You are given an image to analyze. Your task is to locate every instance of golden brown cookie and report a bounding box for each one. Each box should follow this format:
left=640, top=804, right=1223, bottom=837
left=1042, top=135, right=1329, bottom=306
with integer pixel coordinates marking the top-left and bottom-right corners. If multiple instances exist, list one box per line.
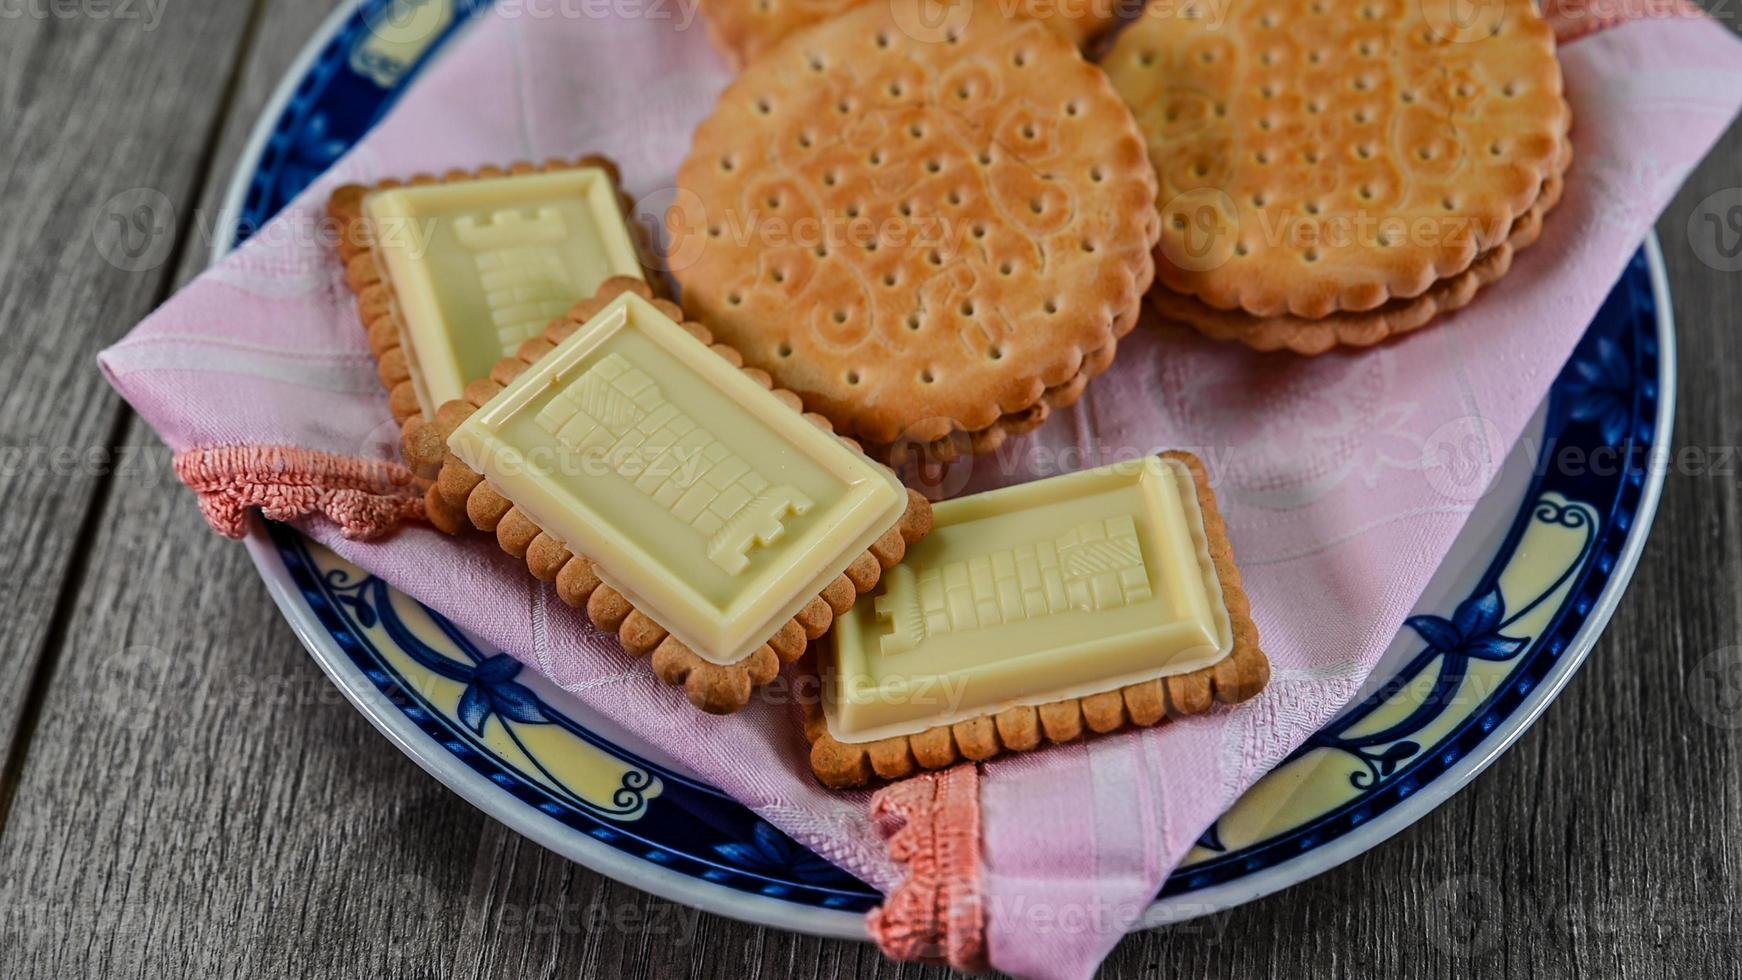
left=801, top=451, right=1268, bottom=789
left=1104, top=0, right=1571, bottom=329
left=1149, top=146, right=1568, bottom=353
left=327, top=157, right=654, bottom=427
left=699, top=0, right=1126, bottom=69
left=671, top=0, right=1159, bottom=455
left=877, top=333, right=1120, bottom=465
left=410, top=277, right=936, bottom=714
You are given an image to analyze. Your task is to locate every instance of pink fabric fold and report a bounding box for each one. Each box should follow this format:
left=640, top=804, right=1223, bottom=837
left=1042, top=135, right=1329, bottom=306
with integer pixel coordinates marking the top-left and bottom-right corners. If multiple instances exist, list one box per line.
left=98, top=7, right=1742, bottom=978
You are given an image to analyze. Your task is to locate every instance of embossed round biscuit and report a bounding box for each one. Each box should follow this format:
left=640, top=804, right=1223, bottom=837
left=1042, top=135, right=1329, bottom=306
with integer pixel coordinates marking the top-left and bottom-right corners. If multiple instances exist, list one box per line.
left=1105, top=0, right=1570, bottom=319
left=672, top=0, right=1159, bottom=448
left=699, top=0, right=1125, bottom=68
left=1150, top=145, right=1568, bottom=353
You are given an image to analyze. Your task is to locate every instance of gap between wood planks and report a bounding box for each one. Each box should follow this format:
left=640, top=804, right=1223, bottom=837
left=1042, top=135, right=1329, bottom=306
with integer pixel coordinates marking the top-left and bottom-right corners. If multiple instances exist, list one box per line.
left=0, top=0, right=274, bottom=839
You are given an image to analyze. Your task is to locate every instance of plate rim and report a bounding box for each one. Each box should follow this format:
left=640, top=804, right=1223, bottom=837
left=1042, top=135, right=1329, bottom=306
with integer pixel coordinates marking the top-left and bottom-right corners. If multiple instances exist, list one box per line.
left=218, top=0, right=1676, bottom=942
left=222, top=0, right=865, bottom=936
left=1140, top=233, right=1676, bottom=927
left=210, top=0, right=360, bottom=262
left=239, top=524, right=870, bottom=940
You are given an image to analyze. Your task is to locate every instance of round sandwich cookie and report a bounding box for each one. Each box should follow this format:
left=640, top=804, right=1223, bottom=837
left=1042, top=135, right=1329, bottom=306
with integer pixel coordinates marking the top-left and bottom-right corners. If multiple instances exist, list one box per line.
left=671, top=0, right=1160, bottom=461
left=1105, top=0, right=1572, bottom=353
left=699, top=0, right=1126, bottom=69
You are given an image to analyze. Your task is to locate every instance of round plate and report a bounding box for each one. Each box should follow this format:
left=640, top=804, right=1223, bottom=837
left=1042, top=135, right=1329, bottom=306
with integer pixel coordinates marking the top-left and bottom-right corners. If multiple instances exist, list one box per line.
left=220, top=0, right=1674, bottom=940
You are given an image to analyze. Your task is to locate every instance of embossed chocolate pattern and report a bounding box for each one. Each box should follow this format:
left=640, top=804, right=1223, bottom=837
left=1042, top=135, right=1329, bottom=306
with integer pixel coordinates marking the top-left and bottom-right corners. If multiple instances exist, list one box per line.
left=535, top=353, right=814, bottom=575
left=875, top=516, right=1151, bottom=654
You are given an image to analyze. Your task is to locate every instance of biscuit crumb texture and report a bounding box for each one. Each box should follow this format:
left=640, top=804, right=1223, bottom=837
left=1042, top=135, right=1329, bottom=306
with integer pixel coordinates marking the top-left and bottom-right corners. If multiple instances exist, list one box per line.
left=674, top=0, right=1160, bottom=450
left=1149, top=151, right=1568, bottom=353
left=1106, top=0, right=1570, bottom=321
left=699, top=0, right=1122, bottom=68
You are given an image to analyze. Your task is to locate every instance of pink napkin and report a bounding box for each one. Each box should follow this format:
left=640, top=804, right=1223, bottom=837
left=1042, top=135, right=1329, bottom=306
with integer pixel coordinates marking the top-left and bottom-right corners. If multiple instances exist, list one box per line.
left=99, top=6, right=1741, bottom=978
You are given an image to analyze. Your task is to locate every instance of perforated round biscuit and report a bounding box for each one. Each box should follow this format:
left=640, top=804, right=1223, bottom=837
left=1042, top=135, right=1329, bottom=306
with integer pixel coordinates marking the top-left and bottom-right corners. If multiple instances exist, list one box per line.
left=1105, top=0, right=1570, bottom=320
left=1151, top=143, right=1568, bottom=352
left=673, top=0, right=1160, bottom=448
left=699, top=0, right=1123, bottom=68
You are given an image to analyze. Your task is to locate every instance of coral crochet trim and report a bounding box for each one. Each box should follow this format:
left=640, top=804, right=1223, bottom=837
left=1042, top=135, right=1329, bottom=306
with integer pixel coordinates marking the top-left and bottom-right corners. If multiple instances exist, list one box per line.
left=866, top=765, right=987, bottom=972
left=174, top=445, right=425, bottom=540
left=1546, top=0, right=1706, bottom=41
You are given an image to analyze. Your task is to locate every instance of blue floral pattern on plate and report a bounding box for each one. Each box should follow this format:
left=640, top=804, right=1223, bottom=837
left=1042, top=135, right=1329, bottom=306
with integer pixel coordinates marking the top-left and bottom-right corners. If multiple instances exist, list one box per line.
left=232, top=0, right=1671, bottom=930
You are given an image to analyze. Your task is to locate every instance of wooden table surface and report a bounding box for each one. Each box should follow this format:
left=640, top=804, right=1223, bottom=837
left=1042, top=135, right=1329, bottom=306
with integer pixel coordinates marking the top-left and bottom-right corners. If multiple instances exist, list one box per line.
left=2, top=2, right=1739, bottom=977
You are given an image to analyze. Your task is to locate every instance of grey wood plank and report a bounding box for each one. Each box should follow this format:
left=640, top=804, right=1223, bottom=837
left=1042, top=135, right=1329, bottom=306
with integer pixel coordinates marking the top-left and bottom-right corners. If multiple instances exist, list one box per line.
left=0, top=466, right=495, bottom=979
left=4, top=4, right=1742, bottom=980
left=0, top=2, right=501, bottom=979
left=0, top=0, right=266, bottom=785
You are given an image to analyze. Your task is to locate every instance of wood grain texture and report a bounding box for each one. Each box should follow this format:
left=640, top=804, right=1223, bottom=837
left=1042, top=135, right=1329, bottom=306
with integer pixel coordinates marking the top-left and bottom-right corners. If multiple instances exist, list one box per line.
left=0, top=2, right=1740, bottom=978
left=0, top=0, right=265, bottom=792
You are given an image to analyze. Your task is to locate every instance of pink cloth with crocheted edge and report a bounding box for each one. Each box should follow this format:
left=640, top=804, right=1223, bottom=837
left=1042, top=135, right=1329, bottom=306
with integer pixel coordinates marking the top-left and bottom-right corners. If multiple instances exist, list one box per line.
left=98, top=7, right=1740, bottom=978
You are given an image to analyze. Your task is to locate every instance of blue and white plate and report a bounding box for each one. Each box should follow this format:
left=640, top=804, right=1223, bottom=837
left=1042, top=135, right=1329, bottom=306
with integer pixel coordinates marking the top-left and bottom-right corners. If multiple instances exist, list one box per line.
left=218, top=0, right=1673, bottom=939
